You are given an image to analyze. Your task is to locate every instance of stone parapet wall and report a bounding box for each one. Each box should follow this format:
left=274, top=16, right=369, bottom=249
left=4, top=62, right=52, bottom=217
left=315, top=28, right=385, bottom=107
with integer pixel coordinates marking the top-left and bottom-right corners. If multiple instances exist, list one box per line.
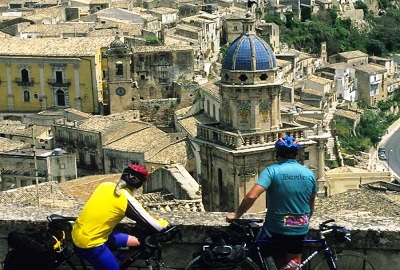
left=0, top=208, right=399, bottom=269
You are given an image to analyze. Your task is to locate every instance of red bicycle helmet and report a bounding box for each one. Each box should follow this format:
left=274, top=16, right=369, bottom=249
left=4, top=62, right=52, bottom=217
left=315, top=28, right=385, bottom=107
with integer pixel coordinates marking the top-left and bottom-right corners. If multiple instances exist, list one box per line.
left=120, top=164, right=149, bottom=189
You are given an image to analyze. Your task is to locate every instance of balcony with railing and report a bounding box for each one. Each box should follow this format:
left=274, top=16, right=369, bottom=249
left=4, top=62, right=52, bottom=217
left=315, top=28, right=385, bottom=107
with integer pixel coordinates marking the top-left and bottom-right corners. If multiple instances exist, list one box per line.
left=196, top=124, right=308, bottom=149
left=159, top=78, right=170, bottom=84
left=47, top=79, right=71, bottom=87
left=14, top=78, right=34, bottom=86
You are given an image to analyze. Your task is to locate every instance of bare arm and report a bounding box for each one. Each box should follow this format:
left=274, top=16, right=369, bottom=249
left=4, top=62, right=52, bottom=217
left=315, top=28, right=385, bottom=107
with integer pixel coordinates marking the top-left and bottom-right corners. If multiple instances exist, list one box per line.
left=226, top=184, right=266, bottom=221
left=309, top=192, right=316, bottom=219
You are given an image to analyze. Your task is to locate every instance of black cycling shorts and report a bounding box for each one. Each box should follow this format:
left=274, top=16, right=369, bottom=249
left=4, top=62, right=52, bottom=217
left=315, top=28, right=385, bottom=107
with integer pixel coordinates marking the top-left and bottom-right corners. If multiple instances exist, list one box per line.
left=260, top=231, right=306, bottom=255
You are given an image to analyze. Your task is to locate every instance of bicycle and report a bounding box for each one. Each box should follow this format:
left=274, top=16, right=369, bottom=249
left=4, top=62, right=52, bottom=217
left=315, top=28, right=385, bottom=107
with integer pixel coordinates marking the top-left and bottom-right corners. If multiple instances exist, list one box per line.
left=184, top=218, right=377, bottom=270
left=46, top=214, right=182, bottom=270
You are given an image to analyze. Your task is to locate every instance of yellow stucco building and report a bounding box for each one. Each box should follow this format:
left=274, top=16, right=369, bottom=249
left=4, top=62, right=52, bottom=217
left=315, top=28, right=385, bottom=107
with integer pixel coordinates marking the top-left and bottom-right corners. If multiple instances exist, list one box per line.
left=0, top=37, right=114, bottom=114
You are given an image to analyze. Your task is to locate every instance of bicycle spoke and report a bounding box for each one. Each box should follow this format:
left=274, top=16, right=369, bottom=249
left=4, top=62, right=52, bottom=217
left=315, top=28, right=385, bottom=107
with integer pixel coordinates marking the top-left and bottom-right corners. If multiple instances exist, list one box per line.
left=315, top=251, right=377, bottom=270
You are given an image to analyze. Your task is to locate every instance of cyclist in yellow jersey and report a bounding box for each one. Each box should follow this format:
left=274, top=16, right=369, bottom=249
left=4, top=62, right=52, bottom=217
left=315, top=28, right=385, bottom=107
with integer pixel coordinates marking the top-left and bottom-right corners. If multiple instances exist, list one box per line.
left=72, top=165, right=168, bottom=270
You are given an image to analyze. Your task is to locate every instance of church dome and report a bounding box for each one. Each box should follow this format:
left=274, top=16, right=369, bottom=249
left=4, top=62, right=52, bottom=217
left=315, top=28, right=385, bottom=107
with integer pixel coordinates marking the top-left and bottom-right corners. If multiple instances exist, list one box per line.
left=222, top=34, right=277, bottom=71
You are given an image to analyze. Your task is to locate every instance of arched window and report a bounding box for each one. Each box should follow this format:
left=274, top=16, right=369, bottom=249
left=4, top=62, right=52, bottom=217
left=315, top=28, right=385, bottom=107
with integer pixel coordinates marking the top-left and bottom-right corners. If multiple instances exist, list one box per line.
left=23, top=89, right=30, bottom=102
left=218, top=168, right=223, bottom=208
left=212, top=104, right=216, bottom=118
left=21, top=69, right=29, bottom=82
left=116, top=61, right=123, bottom=75
left=56, top=89, right=65, bottom=106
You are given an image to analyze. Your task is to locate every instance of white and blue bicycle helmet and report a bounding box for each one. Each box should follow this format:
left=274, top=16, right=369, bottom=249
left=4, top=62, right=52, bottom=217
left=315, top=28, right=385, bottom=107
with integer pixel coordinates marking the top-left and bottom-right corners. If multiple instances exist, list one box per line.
left=275, top=135, right=300, bottom=158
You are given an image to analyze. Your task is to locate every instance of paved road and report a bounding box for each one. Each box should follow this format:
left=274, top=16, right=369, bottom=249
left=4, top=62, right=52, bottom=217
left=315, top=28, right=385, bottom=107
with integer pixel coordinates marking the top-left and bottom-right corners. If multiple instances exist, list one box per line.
left=382, top=126, right=400, bottom=180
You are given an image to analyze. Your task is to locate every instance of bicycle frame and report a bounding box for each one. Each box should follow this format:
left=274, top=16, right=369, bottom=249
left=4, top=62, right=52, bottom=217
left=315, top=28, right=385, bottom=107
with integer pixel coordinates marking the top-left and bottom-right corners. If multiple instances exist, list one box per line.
left=247, top=229, right=338, bottom=270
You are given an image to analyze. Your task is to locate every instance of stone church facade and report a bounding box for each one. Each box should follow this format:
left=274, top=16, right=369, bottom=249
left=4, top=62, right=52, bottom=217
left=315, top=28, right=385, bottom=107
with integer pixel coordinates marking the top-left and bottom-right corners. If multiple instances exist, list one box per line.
left=194, top=14, right=323, bottom=213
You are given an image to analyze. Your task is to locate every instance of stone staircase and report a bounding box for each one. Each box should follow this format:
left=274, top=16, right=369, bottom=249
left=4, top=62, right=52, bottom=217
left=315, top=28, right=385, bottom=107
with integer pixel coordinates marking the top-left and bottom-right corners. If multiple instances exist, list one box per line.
left=324, top=102, right=338, bottom=161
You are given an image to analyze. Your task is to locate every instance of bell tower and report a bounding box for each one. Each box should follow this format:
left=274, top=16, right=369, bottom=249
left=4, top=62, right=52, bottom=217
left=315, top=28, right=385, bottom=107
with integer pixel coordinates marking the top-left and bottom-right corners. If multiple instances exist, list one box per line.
left=106, top=34, right=139, bottom=114
left=196, top=13, right=317, bottom=213
left=219, top=13, right=283, bottom=132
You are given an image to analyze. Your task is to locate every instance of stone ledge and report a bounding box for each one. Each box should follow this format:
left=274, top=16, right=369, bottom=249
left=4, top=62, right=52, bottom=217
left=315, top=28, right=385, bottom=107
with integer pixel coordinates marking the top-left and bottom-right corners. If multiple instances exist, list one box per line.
left=0, top=206, right=399, bottom=269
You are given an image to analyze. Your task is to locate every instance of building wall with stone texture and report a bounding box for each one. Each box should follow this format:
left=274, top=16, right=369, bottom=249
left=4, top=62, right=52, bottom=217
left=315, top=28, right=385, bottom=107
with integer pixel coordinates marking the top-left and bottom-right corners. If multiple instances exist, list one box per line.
left=0, top=152, right=76, bottom=191
left=132, top=48, right=194, bottom=101
left=145, top=165, right=201, bottom=200
left=46, top=154, right=77, bottom=182
left=103, top=149, right=144, bottom=174
left=325, top=171, right=392, bottom=196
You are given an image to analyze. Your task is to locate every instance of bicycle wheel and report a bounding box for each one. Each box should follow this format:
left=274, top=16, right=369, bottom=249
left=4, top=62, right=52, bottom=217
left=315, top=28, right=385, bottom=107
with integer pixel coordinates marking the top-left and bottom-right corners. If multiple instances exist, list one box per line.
left=314, top=251, right=377, bottom=270
left=184, top=256, right=260, bottom=270
left=54, top=260, right=78, bottom=270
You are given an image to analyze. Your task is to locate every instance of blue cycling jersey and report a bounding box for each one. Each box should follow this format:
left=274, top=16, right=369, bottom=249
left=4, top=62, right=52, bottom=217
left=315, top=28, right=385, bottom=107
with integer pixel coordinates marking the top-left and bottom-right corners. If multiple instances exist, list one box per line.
left=256, top=159, right=317, bottom=235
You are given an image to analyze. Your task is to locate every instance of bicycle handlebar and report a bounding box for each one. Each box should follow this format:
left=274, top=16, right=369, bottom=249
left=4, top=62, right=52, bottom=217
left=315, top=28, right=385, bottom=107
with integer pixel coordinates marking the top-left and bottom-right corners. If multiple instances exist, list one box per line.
left=229, top=218, right=264, bottom=225
left=144, top=225, right=182, bottom=248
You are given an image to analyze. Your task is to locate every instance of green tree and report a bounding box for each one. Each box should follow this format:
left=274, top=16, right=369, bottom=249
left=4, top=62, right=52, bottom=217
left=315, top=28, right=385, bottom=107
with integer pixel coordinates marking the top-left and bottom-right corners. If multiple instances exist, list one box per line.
left=354, top=0, right=368, bottom=15
left=356, top=110, right=386, bottom=146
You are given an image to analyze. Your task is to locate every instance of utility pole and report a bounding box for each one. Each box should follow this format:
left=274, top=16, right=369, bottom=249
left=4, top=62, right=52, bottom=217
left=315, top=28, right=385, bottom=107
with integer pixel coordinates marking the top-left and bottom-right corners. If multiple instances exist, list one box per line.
left=32, top=125, right=39, bottom=208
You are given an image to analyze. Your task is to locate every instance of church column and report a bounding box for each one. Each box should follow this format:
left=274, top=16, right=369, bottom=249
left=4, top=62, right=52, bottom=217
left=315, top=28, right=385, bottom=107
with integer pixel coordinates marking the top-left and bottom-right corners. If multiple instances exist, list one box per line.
left=316, top=138, right=327, bottom=197
left=74, top=63, right=82, bottom=111
left=6, top=62, right=14, bottom=111
left=277, top=89, right=282, bottom=127
left=271, top=92, right=279, bottom=129
left=39, top=64, right=47, bottom=110
left=317, top=139, right=326, bottom=180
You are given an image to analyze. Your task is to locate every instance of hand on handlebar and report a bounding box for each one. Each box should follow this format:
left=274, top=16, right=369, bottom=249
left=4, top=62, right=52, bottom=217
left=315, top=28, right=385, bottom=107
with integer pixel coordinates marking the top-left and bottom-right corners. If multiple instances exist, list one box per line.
left=226, top=213, right=236, bottom=223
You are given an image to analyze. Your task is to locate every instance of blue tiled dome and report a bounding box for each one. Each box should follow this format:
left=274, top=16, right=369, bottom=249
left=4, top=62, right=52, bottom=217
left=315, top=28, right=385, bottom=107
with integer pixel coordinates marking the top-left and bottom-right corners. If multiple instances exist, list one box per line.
left=222, top=35, right=277, bottom=71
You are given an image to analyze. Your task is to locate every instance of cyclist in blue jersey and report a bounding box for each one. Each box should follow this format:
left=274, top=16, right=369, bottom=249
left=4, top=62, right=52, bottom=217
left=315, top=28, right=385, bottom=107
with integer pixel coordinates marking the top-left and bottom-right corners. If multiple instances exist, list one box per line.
left=72, top=164, right=168, bottom=270
left=226, top=135, right=317, bottom=269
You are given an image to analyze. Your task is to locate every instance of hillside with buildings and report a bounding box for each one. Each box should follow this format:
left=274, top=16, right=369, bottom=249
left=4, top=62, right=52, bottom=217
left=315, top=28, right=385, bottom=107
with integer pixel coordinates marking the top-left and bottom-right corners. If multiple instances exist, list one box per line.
left=0, top=0, right=398, bottom=214
left=0, top=0, right=400, bottom=268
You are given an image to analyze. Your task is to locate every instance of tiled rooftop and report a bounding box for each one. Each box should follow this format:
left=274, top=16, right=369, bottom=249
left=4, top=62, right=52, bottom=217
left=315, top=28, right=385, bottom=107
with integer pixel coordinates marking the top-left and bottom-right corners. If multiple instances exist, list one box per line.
left=0, top=36, right=114, bottom=56
left=176, top=23, right=201, bottom=32
left=96, top=7, right=147, bottom=23
left=295, top=115, right=320, bottom=125
left=64, top=108, right=92, bottom=120
left=105, top=126, right=169, bottom=152
left=334, top=108, right=360, bottom=120
left=23, top=6, right=63, bottom=22
left=307, top=75, right=333, bottom=85
left=134, top=44, right=193, bottom=53
left=74, top=116, right=127, bottom=132
left=314, top=186, right=400, bottom=230
left=354, top=63, right=387, bottom=73
left=302, top=87, right=324, bottom=97
left=326, top=165, right=369, bottom=175
left=0, top=175, right=205, bottom=212
left=223, top=11, right=246, bottom=20
left=177, top=113, right=217, bottom=137
left=0, top=137, right=29, bottom=152
left=337, top=50, right=368, bottom=59
left=19, top=22, right=128, bottom=37
left=146, top=139, right=193, bottom=165
left=294, top=101, right=321, bottom=111
left=150, top=7, right=178, bottom=14
left=200, top=79, right=220, bottom=101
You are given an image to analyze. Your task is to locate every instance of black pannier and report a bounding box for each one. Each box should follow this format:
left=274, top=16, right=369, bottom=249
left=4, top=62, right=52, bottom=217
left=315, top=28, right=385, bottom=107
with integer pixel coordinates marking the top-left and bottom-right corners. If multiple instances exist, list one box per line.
left=196, top=228, right=247, bottom=270
left=2, top=227, right=67, bottom=270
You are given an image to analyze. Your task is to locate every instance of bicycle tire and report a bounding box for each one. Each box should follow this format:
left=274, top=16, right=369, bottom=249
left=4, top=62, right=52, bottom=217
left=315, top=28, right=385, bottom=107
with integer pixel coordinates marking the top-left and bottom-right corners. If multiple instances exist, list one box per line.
left=314, top=250, right=378, bottom=270
left=184, top=255, right=260, bottom=270
left=54, top=260, right=78, bottom=270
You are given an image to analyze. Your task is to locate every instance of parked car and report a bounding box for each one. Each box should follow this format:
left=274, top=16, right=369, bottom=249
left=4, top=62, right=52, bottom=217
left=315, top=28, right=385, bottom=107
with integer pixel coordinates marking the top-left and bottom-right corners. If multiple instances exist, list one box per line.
left=378, top=148, right=387, bottom=160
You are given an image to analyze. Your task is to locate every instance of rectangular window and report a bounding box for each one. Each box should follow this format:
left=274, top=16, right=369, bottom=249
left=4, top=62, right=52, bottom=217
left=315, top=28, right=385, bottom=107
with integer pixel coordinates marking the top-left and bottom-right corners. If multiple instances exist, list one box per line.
left=79, top=152, right=85, bottom=165
left=56, top=71, right=63, bottom=83
left=90, top=154, right=96, bottom=167
left=110, top=157, right=116, bottom=168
